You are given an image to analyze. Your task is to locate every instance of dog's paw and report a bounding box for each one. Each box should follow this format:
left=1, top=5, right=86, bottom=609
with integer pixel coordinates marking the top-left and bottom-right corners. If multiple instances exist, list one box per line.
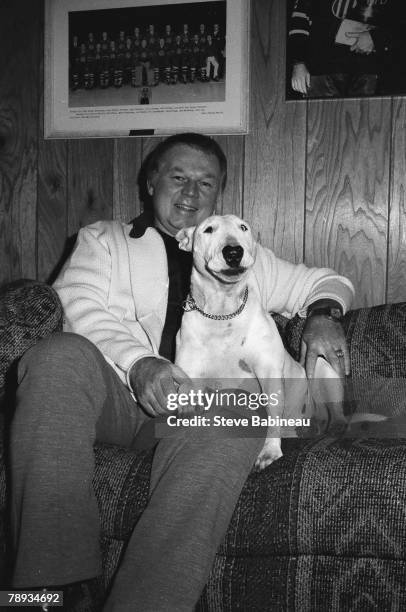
left=255, top=440, right=283, bottom=470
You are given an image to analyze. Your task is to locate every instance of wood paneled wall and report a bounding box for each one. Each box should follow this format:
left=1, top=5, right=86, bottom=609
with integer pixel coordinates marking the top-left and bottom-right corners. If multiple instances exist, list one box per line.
left=1, top=0, right=406, bottom=308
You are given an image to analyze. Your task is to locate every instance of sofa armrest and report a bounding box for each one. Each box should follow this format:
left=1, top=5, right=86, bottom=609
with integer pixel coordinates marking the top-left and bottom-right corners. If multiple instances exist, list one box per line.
left=0, top=280, right=63, bottom=396
left=282, top=303, right=406, bottom=378
left=281, top=303, right=406, bottom=420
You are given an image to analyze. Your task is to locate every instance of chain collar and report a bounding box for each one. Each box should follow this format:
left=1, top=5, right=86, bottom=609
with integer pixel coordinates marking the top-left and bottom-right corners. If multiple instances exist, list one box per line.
left=182, top=286, right=249, bottom=320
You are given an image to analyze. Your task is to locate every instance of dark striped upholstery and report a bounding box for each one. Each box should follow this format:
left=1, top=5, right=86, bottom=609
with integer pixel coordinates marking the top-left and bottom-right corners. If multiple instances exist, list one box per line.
left=1, top=282, right=406, bottom=610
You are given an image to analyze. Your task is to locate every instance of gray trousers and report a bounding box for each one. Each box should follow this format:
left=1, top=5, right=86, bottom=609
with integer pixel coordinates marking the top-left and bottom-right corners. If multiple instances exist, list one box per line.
left=10, top=333, right=265, bottom=611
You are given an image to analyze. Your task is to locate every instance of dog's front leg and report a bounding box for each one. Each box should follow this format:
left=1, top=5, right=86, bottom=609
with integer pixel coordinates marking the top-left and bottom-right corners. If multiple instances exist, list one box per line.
left=254, top=369, right=284, bottom=470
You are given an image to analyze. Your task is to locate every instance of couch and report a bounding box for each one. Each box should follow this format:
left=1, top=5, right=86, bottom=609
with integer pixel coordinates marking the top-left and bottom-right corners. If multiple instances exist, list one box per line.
left=1, top=280, right=406, bottom=611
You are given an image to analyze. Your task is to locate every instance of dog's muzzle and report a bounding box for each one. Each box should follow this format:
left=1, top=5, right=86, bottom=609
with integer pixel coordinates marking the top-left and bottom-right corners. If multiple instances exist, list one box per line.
left=222, top=245, right=244, bottom=268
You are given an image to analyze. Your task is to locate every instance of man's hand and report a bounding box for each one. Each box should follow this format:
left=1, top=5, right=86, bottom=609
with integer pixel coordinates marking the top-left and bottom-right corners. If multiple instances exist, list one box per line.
left=347, top=30, right=375, bottom=54
left=300, top=315, right=350, bottom=378
left=130, top=356, right=192, bottom=417
left=291, top=62, right=311, bottom=95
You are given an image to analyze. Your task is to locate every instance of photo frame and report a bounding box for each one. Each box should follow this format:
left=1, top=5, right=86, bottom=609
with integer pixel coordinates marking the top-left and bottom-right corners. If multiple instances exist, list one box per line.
left=286, top=0, right=406, bottom=101
left=44, top=0, right=250, bottom=138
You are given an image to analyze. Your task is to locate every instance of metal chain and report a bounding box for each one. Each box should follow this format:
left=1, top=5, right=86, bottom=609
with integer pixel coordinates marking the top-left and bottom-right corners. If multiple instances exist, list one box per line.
left=182, top=286, right=249, bottom=320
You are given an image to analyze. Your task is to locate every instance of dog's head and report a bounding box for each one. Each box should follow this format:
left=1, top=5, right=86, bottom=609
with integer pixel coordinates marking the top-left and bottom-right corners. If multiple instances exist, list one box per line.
left=176, top=214, right=256, bottom=284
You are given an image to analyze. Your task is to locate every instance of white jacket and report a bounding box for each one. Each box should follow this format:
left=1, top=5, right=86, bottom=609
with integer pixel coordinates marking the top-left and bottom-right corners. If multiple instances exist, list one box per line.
left=53, top=220, right=354, bottom=389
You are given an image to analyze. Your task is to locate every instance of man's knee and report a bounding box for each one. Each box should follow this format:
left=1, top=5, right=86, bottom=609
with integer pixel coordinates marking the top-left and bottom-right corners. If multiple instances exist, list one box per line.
left=18, top=332, right=101, bottom=381
left=14, top=333, right=105, bottom=437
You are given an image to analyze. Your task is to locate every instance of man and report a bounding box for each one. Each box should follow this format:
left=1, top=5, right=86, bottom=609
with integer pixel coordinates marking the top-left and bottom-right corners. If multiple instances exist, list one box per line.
left=289, top=0, right=398, bottom=98
left=154, top=37, right=171, bottom=85
left=212, top=22, right=226, bottom=78
left=204, top=33, right=220, bottom=81
left=190, top=33, right=205, bottom=83
left=9, top=133, right=354, bottom=611
left=139, top=37, right=155, bottom=87
left=171, top=34, right=184, bottom=84
left=99, top=31, right=111, bottom=88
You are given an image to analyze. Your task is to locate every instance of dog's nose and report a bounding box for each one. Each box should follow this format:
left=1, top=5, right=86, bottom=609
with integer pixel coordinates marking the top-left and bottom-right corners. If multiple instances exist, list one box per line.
left=222, top=245, right=244, bottom=268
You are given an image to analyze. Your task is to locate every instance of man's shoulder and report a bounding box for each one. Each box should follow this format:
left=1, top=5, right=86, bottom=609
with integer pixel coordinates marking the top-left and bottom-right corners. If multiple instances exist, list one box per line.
left=81, top=218, right=131, bottom=236
left=80, top=219, right=162, bottom=249
left=254, top=241, right=276, bottom=264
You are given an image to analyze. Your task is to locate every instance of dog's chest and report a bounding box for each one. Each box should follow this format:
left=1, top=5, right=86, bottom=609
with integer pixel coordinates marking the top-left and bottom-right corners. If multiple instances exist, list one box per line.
left=175, top=311, right=267, bottom=379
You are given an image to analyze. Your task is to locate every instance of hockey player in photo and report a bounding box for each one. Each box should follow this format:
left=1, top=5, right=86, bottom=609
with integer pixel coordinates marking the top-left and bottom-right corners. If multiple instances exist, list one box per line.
left=100, top=34, right=111, bottom=88
left=181, top=23, right=191, bottom=46
left=139, top=37, right=155, bottom=86
left=94, top=43, right=102, bottom=88
left=132, top=26, right=142, bottom=52
left=154, top=37, right=171, bottom=85
left=147, top=24, right=158, bottom=51
left=84, top=42, right=96, bottom=89
left=171, top=34, right=184, bottom=84
left=164, top=24, right=174, bottom=70
left=212, top=23, right=225, bottom=78
left=198, top=22, right=207, bottom=45
left=116, top=30, right=127, bottom=56
left=70, top=35, right=80, bottom=90
left=204, top=33, right=220, bottom=81
left=86, top=32, right=96, bottom=53
left=107, top=40, right=118, bottom=87
left=100, top=30, right=110, bottom=55
left=77, top=42, right=88, bottom=89
left=164, top=24, right=174, bottom=48
left=190, top=33, right=204, bottom=82
left=113, top=32, right=127, bottom=88
left=123, top=37, right=132, bottom=85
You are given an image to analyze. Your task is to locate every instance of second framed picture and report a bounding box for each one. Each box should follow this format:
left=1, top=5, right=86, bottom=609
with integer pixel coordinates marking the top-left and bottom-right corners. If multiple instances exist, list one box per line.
left=45, top=0, right=250, bottom=138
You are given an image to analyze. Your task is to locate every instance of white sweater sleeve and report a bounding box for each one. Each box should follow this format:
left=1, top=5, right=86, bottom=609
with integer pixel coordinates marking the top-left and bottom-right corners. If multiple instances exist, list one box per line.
left=254, top=245, right=355, bottom=318
left=53, top=224, right=156, bottom=383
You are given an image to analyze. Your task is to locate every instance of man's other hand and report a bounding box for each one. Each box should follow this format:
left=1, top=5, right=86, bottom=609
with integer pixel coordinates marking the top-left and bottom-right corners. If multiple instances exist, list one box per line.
left=291, top=62, right=311, bottom=95
left=130, top=356, right=192, bottom=416
left=300, top=316, right=350, bottom=378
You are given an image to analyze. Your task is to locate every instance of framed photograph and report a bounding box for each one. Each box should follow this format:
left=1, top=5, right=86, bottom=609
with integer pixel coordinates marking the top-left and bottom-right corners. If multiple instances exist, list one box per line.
left=286, top=0, right=406, bottom=101
left=44, top=0, right=250, bottom=138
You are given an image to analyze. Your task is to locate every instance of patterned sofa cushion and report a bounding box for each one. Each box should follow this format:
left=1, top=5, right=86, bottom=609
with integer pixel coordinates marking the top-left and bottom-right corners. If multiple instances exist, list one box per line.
left=197, top=436, right=406, bottom=610
left=0, top=280, right=63, bottom=404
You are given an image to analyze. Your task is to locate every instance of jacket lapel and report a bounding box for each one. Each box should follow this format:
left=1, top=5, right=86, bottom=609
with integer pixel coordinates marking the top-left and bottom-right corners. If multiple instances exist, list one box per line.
left=126, top=226, right=169, bottom=352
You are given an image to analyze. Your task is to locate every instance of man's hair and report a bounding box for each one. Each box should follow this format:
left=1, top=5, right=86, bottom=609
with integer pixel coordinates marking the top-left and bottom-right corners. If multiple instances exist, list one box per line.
left=145, top=133, right=227, bottom=191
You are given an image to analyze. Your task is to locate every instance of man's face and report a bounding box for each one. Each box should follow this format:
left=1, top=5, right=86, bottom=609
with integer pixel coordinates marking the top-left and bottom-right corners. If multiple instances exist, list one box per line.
left=148, top=144, right=223, bottom=237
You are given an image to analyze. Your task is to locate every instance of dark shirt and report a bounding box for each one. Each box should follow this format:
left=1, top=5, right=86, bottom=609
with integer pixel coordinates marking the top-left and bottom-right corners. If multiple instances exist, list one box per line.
left=157, top=229, right=193, bottom=361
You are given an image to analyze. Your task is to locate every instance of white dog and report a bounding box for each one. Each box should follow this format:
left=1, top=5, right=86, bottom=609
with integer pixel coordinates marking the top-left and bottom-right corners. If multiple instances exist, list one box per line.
left=175, top=214, right=343, bottom=469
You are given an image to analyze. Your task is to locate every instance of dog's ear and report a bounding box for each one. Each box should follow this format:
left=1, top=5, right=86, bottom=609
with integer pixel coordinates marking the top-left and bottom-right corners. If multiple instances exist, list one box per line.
left=176, top=226, right=196, bottom=252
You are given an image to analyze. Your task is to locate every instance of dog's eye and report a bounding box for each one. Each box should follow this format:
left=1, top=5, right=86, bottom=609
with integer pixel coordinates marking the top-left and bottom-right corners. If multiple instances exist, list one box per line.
left=240, top=224, right=248, bottom=232
left=203, top=226, right=213, bottom=234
